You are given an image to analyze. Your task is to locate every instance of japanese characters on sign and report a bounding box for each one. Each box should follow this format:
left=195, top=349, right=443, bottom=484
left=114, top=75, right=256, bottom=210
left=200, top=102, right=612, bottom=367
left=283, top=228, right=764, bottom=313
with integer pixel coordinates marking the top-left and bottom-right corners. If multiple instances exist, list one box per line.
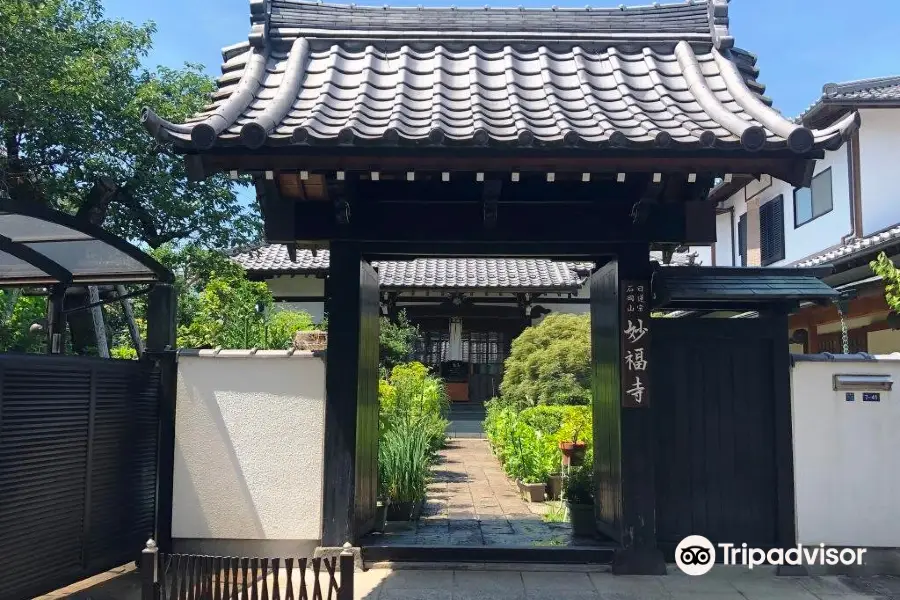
left=621, top=280, right=650, bottom=408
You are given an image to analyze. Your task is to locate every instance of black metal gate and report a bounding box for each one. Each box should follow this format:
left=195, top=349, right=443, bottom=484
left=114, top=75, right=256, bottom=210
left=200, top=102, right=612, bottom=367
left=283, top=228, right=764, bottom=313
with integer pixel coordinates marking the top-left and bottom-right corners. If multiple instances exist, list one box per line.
left=651, top=318, right=787, bottom=552
left=0, top=354, right=161, bottom=600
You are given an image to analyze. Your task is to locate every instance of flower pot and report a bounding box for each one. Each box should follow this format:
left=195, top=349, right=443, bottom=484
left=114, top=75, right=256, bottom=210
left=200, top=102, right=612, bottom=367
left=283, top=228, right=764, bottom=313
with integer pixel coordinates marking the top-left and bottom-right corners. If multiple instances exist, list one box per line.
left=566, top=501, right=596, bottom=537
left=517, top=480, right=546, bottom=503
left=547, top=474, right=563, bottom=501
left=559, top=441, right=587, bottom=467
left=387, top=500, right=417, bottom=521
left=374, top=499, right=389, bottom=532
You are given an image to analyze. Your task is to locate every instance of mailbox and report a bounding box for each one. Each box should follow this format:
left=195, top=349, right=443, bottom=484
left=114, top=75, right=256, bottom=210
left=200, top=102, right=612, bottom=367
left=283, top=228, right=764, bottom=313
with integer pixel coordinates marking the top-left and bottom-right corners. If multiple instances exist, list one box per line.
left=832, top=374, right=893, bottom=392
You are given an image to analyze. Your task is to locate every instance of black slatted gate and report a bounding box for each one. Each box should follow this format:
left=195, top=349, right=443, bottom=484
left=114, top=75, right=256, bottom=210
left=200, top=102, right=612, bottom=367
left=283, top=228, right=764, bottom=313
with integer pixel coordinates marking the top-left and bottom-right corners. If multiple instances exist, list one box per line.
left=651, top=318, right=783, bottom=552
left=0, top=354, right=161, bottom=600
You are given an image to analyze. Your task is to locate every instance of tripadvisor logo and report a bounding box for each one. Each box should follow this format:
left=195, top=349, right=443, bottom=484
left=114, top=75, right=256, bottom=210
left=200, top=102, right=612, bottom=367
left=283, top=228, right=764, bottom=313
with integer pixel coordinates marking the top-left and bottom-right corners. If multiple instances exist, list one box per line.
left=675, top=535, right=868, bottom=576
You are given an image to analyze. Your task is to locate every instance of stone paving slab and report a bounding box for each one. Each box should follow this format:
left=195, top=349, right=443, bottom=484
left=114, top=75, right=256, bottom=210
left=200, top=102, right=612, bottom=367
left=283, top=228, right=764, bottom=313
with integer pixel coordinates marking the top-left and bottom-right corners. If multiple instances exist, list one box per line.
left=35, top=564, right=899, bottom=599
left=371, top=439, right=594, bottom=548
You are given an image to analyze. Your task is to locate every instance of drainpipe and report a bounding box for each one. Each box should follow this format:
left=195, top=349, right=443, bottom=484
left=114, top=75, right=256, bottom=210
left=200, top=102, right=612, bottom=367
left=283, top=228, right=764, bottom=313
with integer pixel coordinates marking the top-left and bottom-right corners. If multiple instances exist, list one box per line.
left=842, top=129, right=863, bottom=242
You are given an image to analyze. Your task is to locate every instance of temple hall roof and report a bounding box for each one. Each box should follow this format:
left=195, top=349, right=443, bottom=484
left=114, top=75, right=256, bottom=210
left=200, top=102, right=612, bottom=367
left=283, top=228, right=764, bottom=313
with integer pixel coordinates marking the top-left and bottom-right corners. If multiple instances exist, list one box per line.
left=142, top=0, right=858, bottom=154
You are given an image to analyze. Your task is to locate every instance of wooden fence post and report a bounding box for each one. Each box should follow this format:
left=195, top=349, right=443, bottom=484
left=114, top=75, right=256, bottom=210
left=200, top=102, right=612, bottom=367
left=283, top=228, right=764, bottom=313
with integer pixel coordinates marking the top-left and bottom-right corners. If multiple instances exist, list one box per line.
left=141, top=538, right=159, bottom=600
left=338, top=542, right=355, bottom=600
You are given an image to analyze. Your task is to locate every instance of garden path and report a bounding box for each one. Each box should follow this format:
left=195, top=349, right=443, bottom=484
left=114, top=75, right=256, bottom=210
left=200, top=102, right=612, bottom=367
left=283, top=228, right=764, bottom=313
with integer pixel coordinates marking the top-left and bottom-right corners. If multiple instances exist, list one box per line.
left=375, top=438, right=587, bottom=547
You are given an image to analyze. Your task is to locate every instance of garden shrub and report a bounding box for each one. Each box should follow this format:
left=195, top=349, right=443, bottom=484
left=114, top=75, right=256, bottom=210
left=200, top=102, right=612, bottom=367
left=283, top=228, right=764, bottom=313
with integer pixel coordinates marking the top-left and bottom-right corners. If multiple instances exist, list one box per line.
left=502, top=421, right=559, bottom=484
left=484, top=398, right=518, bottom=464
left=500, top=313, right=591, bottom=409
left=379, top=423, right=431, bottom=504
left=379, top=361, right=449, bottom=455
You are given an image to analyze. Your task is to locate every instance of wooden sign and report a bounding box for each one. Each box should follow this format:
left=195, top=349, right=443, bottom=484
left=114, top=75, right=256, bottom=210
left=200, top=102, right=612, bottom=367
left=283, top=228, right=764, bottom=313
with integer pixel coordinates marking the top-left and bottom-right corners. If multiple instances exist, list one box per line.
left=621, top=280, right=650, bottom=408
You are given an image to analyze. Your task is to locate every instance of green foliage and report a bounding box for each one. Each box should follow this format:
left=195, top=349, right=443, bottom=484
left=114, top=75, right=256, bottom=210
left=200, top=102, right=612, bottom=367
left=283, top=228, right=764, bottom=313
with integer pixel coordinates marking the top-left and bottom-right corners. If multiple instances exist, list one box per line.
left=564, top=465, right=594, bottom=505
left=500, top=313, right=591, bottom=409
left=483, top=398, right=519, bottom=465
left=0, top=291, right=46, bottom=353
left=379, top=310, right=419, bottom=370
left=871, top=252, right=900, bottom=313
left=378, top=424, right=431, bottom=504
left=503, top=421, right=558, bottom=484
left=379, top=362, right=448, bottom=454
left=267, top=310, right=316, bottom=350
left=109, top=345, right=137, bottom=360
left=543, top=501, right=567, bottom=523
left=556, top=407, right=591, bottom=444
left=1, top=0, right=260, bottom=247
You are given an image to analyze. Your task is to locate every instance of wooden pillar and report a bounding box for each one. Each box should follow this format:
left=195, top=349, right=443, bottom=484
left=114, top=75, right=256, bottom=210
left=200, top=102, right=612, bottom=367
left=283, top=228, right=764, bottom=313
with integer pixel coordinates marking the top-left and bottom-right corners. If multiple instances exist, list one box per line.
left=769, top=311, right=799, bottom=553
left=47, top=285, right=66, bottom=354
left=590, top=244, right=665, bottom=575
left=322, top=242, right=380, bottom=546
left=147, top=283, right=177, bottom=551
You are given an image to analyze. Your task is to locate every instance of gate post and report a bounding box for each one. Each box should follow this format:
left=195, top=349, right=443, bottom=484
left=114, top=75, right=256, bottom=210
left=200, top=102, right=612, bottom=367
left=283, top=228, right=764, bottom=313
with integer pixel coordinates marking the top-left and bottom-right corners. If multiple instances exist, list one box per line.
left=321, top=242, right=380, bottom=546
left=590, top=244, right=666, bottom=575
left=141, top=539, right=159, bottom=600
left=147, top=284, right=177, bottom=552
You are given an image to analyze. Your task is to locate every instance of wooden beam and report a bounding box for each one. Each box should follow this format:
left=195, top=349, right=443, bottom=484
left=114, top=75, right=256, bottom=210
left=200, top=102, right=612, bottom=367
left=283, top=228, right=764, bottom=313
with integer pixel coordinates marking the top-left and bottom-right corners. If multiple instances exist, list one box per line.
left=286, top=198, right=716, bottom=245
left=198, top=151, right=821, bottom=187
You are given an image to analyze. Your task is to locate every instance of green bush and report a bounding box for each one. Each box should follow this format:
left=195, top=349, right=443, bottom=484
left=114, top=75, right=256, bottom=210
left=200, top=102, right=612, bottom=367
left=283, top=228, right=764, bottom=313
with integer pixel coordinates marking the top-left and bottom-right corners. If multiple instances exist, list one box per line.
left=379, top=361, right=449, bottom=454
left=379, top=424, right=431, bottom=504
left=503, top=421, right=558, bottom=484
left=484, top=398, right=518, bottom=464
left=500, top=313, right=591, bottom=409
left=564, top=465, right=594, bottom=505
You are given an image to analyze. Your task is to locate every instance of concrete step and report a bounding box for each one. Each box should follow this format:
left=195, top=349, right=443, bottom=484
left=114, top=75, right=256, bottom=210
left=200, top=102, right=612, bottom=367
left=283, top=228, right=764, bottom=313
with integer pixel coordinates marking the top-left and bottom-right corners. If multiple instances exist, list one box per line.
left=361, top=545, right=617, bottom=567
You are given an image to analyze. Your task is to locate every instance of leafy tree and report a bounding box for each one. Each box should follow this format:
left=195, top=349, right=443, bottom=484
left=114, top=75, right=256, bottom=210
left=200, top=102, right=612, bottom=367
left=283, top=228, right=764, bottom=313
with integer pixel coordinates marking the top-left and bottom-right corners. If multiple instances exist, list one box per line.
left=0, top=291, right=46, bottom=353
left=500, top=313, right=592, bottom=409
left=380, top=310, right=419, bottom=370
left=0, top=0, right=261, bottom=246
left=871, top=252, right=900, bottom=313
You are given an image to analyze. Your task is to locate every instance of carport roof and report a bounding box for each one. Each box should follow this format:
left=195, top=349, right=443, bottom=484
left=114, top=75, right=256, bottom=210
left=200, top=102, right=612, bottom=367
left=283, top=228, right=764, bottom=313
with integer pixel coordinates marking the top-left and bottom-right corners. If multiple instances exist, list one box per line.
left=652, top=266, right=838, bottom=309
left=0, top=200, right=173, bottom=287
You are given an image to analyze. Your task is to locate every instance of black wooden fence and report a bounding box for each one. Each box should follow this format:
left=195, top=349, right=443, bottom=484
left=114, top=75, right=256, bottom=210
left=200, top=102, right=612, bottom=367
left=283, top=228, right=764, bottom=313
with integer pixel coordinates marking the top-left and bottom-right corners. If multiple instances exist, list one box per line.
left=141, top=541, right=356, bottom=600
left=0, top=354, right=161, bottom=600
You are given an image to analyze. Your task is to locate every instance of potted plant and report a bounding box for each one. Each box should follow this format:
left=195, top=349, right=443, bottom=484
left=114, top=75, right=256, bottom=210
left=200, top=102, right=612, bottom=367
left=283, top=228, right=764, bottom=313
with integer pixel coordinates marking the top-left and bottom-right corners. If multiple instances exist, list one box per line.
left=564, top=465, right=595, bottom=537
left=505, top=422, right=550, bottom=502
left=380, top=424, right=430, bottom=521
left=518, top=476, right=547, bottom=503
left=558, top=410, right=590, bottom=467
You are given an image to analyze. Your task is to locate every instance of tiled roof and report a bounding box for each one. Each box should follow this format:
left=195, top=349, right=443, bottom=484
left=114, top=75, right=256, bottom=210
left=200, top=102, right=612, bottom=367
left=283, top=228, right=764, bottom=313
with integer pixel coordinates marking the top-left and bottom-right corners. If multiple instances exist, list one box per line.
left=795, top=225, right=900, bottom=268
left=376, top=258, right=583, bottom=289
left=799, top=75, right=900, bottom=128
left=142, top=0, right=857, bottom=154
left=653, top=267, right=839, bottom=307
left=232, top=244, right=700, bottom=288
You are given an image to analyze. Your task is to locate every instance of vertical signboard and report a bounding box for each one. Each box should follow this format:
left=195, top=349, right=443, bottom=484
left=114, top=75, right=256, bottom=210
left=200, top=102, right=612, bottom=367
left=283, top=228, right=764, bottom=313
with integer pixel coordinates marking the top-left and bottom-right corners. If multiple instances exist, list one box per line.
left=621, top=280, right=650, bottom=408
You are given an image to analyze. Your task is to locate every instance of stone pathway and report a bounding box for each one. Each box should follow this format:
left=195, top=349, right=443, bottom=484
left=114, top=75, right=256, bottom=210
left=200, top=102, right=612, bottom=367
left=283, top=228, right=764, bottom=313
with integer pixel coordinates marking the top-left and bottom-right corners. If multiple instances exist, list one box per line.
left=372, top=438, right=588, bottom=547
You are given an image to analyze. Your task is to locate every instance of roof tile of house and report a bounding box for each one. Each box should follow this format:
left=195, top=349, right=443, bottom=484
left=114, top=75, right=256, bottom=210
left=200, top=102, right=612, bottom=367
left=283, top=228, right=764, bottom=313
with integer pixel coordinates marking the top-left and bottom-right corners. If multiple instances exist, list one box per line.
left=231, top=244, right=699, bottom=289
left=799, top=75, right=900, bottom=127
left=795, top=226, right=900, bottom=268
left=142, top=0, right=856, bottom=154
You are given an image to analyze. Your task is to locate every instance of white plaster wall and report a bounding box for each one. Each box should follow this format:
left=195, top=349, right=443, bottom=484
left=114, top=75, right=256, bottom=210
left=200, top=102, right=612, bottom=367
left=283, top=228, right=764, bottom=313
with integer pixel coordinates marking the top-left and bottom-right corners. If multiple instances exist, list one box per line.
left=264, top=276, right=325, bottom=297
left=173, top=351, right=326, bottom=542
left=791, top=357, right=900, bottom=546
left=714, top=210, right=736, bottom=266
left=868, top=328, right=900, bottom=354
left=858, top=109, right=900, bottom=236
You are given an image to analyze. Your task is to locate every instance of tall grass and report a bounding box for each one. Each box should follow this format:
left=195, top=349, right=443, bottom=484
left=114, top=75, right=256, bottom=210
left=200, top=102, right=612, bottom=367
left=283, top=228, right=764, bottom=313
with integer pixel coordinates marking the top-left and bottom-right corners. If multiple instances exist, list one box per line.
left=378, top=419, right=431, bottom=504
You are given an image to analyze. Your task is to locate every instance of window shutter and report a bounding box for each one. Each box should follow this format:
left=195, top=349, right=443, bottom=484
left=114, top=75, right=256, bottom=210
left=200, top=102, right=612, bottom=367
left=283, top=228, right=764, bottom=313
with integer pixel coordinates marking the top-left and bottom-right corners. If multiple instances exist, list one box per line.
left=760, top=195, right=785, bottom=266
left=738, top=214, right=748, bottom=266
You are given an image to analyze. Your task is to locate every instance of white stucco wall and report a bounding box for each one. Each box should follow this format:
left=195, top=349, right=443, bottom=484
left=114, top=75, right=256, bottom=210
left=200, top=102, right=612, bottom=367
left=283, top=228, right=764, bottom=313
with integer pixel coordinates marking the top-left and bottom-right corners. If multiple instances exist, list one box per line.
left=791, top=357, right=900, bottom=546
left=264, top=276, right=326, bottom=322
left=173, top=350, right=326, bottom=543
left=858, top=109, right=900, bottom=236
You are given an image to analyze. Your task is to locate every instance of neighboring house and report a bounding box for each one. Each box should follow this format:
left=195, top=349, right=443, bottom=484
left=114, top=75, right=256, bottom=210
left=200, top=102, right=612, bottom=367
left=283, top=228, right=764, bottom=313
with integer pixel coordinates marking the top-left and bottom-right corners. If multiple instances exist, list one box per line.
left=232, top=245, right=698, bottom=402
left=704, top=75, right=900, bottom=353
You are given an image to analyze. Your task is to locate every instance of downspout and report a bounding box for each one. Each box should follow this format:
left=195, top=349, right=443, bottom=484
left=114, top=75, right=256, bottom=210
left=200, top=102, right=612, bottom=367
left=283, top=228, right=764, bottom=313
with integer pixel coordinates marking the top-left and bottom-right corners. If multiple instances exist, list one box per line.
left=842, top=128, right=864, bottom=242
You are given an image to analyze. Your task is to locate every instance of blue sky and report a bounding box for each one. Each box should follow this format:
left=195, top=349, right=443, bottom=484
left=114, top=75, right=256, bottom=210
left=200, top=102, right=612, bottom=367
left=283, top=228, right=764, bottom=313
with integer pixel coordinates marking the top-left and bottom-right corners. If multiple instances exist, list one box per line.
left=103, top=0, right=900, bottom=119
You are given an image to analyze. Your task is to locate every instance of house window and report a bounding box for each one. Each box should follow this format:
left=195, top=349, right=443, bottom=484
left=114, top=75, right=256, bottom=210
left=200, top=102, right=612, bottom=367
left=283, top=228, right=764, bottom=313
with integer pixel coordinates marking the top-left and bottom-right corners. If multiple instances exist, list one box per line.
left=760, top=195, right=785, bottom=266
left=462, top=331, right=510, bottom=365
left=414, top=330, right=449, bottom=366
left=794, top=168, right=833, bottom=227
left=738, top=213, right=748, bottom=266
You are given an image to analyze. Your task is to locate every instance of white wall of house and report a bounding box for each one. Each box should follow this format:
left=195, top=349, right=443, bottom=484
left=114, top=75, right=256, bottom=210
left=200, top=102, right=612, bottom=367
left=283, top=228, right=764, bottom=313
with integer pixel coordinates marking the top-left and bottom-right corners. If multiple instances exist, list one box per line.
left=264, top=276, right=326, bottom=322
left=858, top=109, right=900, bottom=236
left=791, top=356, right=900, bottom=547
left=173, top=350, right=326, bottom=553
left=713, top=107, right=900, bottom=266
